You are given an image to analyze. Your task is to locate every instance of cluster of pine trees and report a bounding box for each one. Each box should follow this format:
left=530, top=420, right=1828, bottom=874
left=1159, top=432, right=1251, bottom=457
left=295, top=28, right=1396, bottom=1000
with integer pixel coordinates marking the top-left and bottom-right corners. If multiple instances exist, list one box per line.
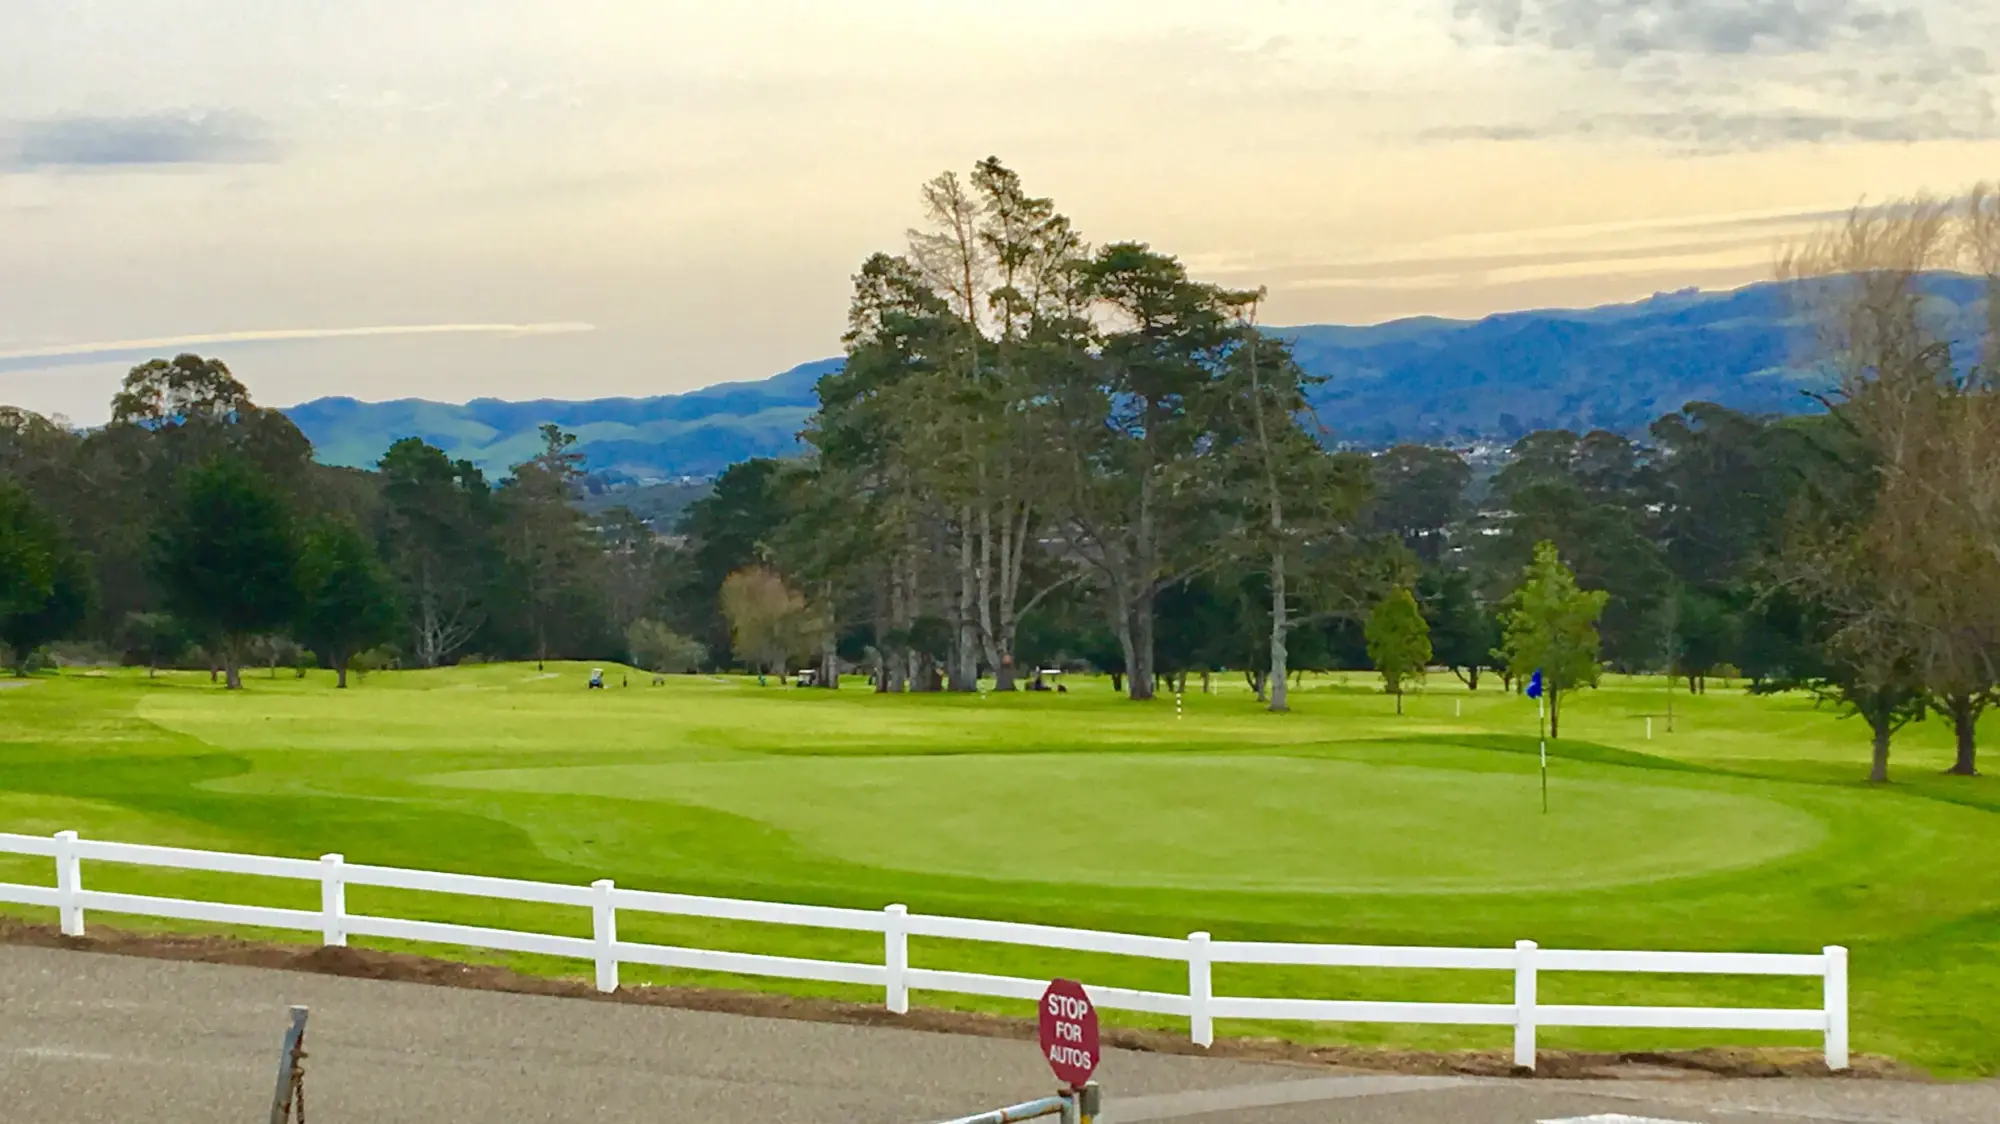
left=677, top=166, right=2000, bottom=780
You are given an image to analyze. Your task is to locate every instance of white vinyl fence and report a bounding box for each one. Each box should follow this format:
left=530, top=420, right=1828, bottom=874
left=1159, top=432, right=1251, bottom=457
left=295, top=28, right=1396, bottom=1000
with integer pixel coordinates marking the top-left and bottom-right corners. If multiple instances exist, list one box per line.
left=0, top=830, right=1849, bottom=1070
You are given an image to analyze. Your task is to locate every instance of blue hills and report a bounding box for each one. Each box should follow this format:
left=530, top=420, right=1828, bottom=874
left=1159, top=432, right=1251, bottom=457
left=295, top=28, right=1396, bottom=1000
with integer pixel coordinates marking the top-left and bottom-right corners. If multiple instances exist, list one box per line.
left=282, top=274, right=1990, bottom=478
left=285, top=359, right=840, bottom=480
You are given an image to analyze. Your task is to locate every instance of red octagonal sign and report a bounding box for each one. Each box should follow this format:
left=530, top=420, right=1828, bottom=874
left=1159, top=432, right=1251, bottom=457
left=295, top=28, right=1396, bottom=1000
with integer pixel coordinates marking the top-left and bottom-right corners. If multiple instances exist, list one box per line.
left=1038, top=978, right=1099, bottom=1086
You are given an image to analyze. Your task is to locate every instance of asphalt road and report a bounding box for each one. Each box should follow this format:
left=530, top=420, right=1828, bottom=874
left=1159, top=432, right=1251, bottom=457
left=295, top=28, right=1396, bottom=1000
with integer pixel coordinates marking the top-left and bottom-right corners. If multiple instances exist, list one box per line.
left=2, top=944, right=1994, bottom=1123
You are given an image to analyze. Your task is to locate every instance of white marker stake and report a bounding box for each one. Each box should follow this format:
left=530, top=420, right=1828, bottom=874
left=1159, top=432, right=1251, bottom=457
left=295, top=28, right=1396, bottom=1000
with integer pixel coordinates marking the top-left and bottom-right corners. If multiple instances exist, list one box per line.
left=1646, top=717, right=1653, bottom=740
left=1455, top=698, right=1461, bottom=718
left=1540, top=738, right=1548, bottom=814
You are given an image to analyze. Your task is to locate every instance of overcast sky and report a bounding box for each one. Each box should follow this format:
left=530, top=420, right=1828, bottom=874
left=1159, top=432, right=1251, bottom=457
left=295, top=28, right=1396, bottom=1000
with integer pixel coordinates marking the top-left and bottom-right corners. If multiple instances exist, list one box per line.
left=7, top=0, right=2000, bottom=423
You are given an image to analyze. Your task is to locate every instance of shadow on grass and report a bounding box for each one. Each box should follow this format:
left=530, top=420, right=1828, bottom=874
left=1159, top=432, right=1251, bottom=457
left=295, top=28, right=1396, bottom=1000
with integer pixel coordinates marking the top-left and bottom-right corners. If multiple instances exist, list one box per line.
left=1380, top=733, right=1721, bottom=775
left=1379, top=733, right=2000, bottom=817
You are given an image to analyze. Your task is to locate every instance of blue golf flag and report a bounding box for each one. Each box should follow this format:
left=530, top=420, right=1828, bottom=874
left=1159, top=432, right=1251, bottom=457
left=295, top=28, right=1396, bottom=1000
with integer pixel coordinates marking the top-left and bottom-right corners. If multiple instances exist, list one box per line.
left=1526, top=669, right=1544, bottom=699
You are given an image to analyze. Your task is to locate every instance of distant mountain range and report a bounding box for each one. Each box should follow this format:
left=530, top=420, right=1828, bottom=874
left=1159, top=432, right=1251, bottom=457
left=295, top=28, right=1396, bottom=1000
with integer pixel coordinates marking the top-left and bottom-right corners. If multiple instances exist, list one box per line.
left=286, top=359, right=839, bottom=480
left=283, top=275, right=1990, bottom=478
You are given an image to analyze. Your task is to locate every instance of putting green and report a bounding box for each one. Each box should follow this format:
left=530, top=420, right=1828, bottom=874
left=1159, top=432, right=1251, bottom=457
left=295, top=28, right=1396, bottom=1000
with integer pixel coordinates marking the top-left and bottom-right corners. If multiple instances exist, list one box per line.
left=427, top=751, right=1828, bottom=894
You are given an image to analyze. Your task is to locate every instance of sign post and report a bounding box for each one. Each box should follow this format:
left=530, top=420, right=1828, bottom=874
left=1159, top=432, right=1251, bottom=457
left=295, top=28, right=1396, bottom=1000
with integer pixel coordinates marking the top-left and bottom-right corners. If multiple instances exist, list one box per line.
left=268, top=1005, right=308, bottom=1124
left=930, top=980, right=1105, bottom=1124
left=1039, top=979, right=1100, bottom=1122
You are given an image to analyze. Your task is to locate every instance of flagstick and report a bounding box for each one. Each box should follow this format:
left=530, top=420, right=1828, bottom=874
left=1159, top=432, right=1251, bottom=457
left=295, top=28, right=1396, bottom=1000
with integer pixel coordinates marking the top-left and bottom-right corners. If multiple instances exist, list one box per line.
left=1539, top=707, right=1549, bottom=814
left=1538, top=673, right=1548, bottom=814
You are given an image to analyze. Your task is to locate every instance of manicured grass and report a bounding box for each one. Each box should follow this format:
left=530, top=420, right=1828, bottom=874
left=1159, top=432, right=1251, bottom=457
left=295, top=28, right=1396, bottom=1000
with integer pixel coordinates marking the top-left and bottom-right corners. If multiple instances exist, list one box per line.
left=2, top=664, right=1997, bottom=1074
left=431, top=752, right=1825, bottom=894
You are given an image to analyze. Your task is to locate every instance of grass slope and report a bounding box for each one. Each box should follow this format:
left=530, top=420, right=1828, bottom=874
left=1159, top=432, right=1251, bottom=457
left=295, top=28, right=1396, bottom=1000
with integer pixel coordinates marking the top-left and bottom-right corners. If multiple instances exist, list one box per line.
left=2, top=666, right=1996, bottom=1074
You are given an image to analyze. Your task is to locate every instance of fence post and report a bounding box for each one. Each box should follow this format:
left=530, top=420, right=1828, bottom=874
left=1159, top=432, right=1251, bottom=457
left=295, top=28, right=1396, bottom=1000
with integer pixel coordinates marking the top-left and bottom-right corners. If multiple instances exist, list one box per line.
left=1824, top=945, right=1849, bottom=1071
left=1187, top=931, right=1213, bottom=1047
left=1513, top=939, right=1538, bottom=1071
left=884, top=904, right=910, bottom=1014
left=592, top=879, right=618, bottom=992
left=319, top=854, right=346, bottom=947
left=54, top=830, right=83, bottom=937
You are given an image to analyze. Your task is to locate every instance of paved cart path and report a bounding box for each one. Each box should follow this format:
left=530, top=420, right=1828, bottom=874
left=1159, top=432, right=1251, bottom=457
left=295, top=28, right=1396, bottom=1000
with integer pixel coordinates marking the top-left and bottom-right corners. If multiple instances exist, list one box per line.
left=1, top=945, right=1993, bottom=1123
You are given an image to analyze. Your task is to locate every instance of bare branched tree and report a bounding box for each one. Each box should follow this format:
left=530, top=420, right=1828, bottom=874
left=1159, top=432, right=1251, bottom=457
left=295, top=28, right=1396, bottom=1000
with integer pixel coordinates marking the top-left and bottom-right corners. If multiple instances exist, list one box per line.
left=1771, top=190, right=2000, bottom=778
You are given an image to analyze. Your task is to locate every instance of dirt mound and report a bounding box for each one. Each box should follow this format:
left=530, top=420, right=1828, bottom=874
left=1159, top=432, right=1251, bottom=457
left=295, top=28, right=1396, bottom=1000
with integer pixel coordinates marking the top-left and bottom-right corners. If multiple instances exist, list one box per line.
left=0, top=916, right=1917, bottom=1081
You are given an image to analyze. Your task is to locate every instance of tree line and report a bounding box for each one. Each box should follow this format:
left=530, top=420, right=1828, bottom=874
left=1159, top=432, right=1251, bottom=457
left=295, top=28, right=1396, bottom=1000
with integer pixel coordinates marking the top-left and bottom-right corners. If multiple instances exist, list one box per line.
left=3, top=166, right=1997, bottom=782
left=0, top=354, right=656, bottom=688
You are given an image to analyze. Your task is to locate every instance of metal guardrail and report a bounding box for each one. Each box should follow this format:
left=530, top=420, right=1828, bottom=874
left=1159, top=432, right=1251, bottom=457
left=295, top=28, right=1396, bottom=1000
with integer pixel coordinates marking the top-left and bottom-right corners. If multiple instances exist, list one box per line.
left=932, top=1084, right=1100, bottom=1124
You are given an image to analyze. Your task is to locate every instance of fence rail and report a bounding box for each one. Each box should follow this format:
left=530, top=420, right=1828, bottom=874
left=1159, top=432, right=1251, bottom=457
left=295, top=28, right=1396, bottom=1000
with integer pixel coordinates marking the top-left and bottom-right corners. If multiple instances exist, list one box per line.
left=0, top=829, right=1849, bottom=1070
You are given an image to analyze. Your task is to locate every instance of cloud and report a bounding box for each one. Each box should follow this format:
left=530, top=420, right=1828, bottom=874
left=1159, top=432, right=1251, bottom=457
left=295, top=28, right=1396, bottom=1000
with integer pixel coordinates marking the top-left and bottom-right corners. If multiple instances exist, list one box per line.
left=1236, top=231, right=1786, bottom=286
left=1203, top=228, right=1817, bottom=296
left=1425, top=106, right=1998, bottom=148
left=1183, top=201, right=1871, bottom=310
left=1449, top=0, right=1932, bottom=59
left=1191, top=202, right=1850, bottom=276
left=0, top=323, right=595, bottom=374
left=2, top=111, right=278, bottom=170
left=1443, top=0, right=2000, bottom=149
